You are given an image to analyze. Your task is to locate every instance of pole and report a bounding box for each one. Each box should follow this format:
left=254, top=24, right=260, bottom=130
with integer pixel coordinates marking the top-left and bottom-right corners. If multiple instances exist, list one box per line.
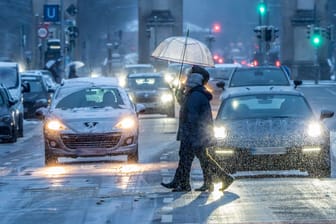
left=60, top=0, right=66, bottom=78
left=314, top=47, right=320, bottom=84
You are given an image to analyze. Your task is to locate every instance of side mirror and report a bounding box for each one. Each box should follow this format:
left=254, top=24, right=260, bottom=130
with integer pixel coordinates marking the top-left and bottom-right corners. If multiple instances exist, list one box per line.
left=320, top=110, right=334, bottom=120
left=135, top=103, right=146, bottom=114
left=35, top=107, right=48, bottom=120
left=21, top=81, right=30, bottom=93
left=216, top=81, right=225, bottom=89
left=293, top=80, right=302, bottom=89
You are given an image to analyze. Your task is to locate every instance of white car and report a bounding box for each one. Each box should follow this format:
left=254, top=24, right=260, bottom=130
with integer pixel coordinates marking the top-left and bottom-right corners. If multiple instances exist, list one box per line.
left=218, top=65, right=302, bottom=101
left=36, top=77, right=145, bottom=166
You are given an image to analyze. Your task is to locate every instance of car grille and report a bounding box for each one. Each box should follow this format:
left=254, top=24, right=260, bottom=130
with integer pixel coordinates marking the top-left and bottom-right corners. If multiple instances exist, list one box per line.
left=0, top=126, right=10, bottom=136
left=61, top=133, right=121, bottom=149
left=134, top=95, right=158, bottom=103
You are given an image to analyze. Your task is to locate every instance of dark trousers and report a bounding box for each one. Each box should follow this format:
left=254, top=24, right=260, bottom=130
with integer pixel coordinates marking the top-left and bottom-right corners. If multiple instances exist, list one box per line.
left=171, top=140, right=214, bottom=187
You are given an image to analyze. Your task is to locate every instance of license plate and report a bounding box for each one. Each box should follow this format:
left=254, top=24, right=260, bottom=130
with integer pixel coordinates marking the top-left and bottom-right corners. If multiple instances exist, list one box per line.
left=251, top=147, right=287, bottom=155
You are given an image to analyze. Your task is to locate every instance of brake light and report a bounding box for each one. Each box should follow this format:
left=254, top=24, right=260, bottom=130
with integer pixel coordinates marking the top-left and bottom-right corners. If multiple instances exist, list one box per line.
left=253, top=60, right=259, bottom=67
left=275, top=60, right=281, bottom=67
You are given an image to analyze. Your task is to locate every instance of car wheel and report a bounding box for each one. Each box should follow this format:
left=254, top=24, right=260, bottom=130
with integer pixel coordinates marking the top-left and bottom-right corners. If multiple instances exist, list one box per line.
left=127, top=146, right=139, bottom=163
left=307, top=151, right=331, bottom=178
left=8, top=126, right=17, bottom=143
left=45, top=143, right=58, bottom=166
left=18, top=113, right=24, bottom=137
left=167, top=105, right=175, bottom=118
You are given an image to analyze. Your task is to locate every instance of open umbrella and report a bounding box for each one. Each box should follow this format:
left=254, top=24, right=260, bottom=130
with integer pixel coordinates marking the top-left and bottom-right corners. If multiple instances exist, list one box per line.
left=151, top=35, right=214, bottom=67
left=67, top=61, right=85, bottom=69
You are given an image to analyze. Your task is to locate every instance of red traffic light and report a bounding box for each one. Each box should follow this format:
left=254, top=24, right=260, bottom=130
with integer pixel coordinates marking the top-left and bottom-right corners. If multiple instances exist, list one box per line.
left=212, top=23, right=221, bottom=33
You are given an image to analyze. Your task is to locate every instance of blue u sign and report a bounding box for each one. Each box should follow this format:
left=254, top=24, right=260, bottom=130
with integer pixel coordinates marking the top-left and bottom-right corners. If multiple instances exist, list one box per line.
left=44, top=5, right=59, bottom=22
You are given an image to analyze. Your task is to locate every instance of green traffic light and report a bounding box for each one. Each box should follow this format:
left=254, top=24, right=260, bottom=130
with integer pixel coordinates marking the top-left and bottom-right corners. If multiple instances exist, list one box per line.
left=258, top=2, right=266, bottom=15
left=311, top=34, right=322, bottom=47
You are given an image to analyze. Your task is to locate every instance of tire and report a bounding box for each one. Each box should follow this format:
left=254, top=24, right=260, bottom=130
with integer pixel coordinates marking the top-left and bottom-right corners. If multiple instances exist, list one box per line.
left=127, top=146, right=139, bottom=163
left=45, top=143, right=58, bottom=166
left=167, top=105, right=175, bottom=118
left=8, top=126, right=17, bottom=143
left=307, top=149, right=331, bottom=178
left=18, top=114, right=24, bottom=138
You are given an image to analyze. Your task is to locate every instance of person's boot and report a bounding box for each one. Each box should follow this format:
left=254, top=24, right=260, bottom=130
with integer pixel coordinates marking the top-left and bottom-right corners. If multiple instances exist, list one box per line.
left=195, top=183, right=213, bottom=192
left=161, top=181, right=178, bottom=189
left=171, top=184, right=191, bottom=192
left=220, top=174, right=234, bottom=191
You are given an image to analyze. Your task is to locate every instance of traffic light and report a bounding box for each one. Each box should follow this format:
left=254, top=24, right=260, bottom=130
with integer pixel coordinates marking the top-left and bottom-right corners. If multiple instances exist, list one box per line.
left=265, top=27, right=272, bottom=42
left=311, top=27, right=322, bottom=47
left=306, top=25, right=313, bottom=39
left=257, top=1, right=266, bottom=16
left=212, top=23, right=221, bottom=33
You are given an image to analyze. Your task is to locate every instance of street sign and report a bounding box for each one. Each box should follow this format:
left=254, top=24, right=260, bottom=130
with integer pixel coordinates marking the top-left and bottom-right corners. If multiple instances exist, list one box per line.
left=66, top=4, right=77, bottom=17
left=37, top=26, right=49, bottom=39
left=44, top=5, right=59, bottom=22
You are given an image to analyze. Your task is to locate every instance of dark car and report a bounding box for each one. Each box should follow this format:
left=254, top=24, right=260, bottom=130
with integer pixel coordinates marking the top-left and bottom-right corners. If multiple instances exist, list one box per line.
left=126, top=73, right=175, bottom=117
left=207, top=89, right=334, bottom=177
left=0, top=84, right=20, bottom=143
left=20, top=73, right=53, bottom=119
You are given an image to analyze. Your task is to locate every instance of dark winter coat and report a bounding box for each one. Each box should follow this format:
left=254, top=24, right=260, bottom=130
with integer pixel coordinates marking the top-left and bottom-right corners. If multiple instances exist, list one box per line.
left=177, top=85, right=214, bottom=150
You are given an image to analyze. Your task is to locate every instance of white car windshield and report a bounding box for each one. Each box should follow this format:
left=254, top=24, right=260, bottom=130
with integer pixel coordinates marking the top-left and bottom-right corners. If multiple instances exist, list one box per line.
left=55, top=87, right=125, bottom=110
left=229, top=68, right=290, bottom=87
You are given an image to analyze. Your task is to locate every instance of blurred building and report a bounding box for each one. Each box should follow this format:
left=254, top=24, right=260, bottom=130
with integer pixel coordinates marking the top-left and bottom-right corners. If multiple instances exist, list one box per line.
left=0, top=1, right=33, bottom=69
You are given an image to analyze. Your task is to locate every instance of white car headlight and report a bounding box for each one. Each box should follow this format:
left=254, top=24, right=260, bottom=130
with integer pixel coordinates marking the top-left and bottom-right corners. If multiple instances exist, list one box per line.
left=160, top=93, right=173, bottom=103
left=116, top=117, right=136, bottom=129
left=164, top=74, right=174, bottom=83
left=46, top=120, right=68, bottom=131
left=307, top=122, right=322, bottom=137
left=214, top=126, right=227, bottom=139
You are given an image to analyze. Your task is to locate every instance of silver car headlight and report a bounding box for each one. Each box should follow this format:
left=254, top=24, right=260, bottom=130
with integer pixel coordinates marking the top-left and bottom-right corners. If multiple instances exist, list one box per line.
left=46, top=119, right=68, bottom=131
left=0, top=115, right=12, bottom=123
left=160, top=93, right=173, bottom=103
left=214, top=126, right=227, bottom=139
left=115, top=117, right=136, bottom=129
left=307, top=121, right=322, bottom=138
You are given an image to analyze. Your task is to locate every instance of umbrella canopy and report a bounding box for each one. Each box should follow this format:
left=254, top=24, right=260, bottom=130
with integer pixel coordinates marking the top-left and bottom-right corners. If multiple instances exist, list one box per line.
left=67, top=61, right=85, bottom=69
left=152, top=36, right=214, bottom=67
left=45, top=60, right=56, bottom=69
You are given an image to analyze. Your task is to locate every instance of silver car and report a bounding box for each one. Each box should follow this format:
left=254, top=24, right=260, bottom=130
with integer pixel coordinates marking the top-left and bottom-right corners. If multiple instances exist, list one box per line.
left=36, top=77, right=144, bottom=166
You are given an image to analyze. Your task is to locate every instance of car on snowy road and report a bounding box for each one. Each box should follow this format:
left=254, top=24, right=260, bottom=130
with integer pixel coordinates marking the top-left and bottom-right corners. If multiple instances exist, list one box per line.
left=36, top=77, right=145, bottom=166
left=207, top=88, right=334, bottom=177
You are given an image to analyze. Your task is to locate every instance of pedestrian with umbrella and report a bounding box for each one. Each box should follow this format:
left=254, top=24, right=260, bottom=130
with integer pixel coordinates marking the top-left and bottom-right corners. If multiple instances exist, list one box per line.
left=153, top=34, right=234, bottom=192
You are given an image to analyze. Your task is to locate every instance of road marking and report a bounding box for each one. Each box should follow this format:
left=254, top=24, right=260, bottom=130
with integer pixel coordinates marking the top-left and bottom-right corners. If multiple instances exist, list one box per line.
left=326, top=88, right=336, bottom=96
left=161, top=206, right=173, bottom=212
left=161, top=214, right=173, bottom=223
left=4, top=162, right=11, bottom=165
left=163, top=197, right=173, bottom=203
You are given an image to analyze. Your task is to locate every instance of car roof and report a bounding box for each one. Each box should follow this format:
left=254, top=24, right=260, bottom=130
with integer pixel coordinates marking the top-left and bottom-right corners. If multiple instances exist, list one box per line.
left=124, top=64, right=154, bottom=68
left=0, top=62, right=18, bottom=67
left=61, top=77, right=119, bottom=87
left=21, top=73, right=43, bottom=79
left=223, top=86, right=303, bottom=99
left=214, top=63, right=242, bottom=68
left=127, top=72, right=163, bottom=78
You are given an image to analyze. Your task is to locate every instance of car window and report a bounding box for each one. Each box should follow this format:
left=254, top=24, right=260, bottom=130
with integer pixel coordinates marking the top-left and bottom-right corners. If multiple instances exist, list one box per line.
left=0, top=67, right=18, bottom=89
left=55, top=87, right=124, bottom=109
left=217, top=94, right=313, bottom=120
left=125, top=66, right=154, bottom=74
left=127, top=77, right=168, bottom=90
left=229, top=68, right=290, bottom=87
left=24, top=79, right=44, bottom=93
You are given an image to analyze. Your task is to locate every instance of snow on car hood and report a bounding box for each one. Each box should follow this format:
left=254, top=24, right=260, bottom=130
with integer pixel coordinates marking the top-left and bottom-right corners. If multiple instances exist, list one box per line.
left=49, top=107, right=136, bottom=133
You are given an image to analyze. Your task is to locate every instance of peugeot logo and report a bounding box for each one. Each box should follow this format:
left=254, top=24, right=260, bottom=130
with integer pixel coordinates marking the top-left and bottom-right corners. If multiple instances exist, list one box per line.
left=84, top=122, right=98, bottom=128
